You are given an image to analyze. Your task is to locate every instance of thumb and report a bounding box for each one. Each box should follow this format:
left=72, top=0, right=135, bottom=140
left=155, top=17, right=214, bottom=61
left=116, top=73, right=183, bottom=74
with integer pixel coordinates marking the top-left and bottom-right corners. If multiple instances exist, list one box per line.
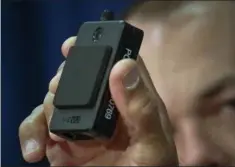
left=110, top=59, right=165, bottom=140
left=109, top=59, right=178, bottom=165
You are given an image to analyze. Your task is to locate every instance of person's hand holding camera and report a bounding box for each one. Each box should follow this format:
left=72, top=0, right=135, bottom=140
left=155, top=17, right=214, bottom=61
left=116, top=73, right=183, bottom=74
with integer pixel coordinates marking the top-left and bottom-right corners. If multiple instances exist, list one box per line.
left=18, top=37, right=178, bottom=166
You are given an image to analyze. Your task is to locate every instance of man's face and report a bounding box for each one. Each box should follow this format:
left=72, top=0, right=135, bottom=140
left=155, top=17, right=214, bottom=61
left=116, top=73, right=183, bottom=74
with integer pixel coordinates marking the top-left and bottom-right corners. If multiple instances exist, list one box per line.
left=128, top=2, right=235, bottom=165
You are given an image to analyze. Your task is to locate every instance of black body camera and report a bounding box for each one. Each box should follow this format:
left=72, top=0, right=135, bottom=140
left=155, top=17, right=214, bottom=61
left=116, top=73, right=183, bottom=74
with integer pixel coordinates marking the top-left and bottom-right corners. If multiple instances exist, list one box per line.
left=49, top=10, right=144, bottom=140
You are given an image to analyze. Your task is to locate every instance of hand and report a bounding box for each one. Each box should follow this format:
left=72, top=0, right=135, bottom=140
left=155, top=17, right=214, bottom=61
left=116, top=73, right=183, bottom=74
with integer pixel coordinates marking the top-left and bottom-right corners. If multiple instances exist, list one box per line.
left=19, top=37, right=178, bottom=166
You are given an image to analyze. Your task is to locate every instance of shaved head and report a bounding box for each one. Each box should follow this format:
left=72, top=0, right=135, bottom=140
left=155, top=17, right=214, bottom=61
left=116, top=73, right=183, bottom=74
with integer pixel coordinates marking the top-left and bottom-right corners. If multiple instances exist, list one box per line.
left=124, top=1, right=235, bottom=166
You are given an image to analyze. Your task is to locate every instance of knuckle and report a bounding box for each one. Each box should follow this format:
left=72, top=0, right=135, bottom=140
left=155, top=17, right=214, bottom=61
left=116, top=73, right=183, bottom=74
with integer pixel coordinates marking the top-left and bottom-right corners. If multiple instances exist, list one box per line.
left=48, top=62, right=64, bottom=93
left=43, top=93, right=54, bottom=123
left=19, top=116, right=47, bottom=137
left=19, top=105, right=43, bottom=134
left=48, top=74, right=62, bottom=94
left=19, top=105, right=48, bottom=139
left=19, top=118, right=34, bottom=135
left=31, top=104, right=44, bottom=114
left=128, top=88, right=161, bottom=132
left=57, top=61, right=65, bottom=73
left=19, top=121, right=26, bottom=135
left=140, top=94, right=155, bottom=116
left=43, top=92, right=54, bottom=106
left=128, top=89, right=155, bottom=117
left=48, top=77, right=57, bottom=93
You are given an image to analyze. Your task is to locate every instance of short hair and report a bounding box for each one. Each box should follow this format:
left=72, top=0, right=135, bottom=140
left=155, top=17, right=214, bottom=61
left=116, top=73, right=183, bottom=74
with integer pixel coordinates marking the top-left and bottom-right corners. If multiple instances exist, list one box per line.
left=122, top=1, right=184, bottom=20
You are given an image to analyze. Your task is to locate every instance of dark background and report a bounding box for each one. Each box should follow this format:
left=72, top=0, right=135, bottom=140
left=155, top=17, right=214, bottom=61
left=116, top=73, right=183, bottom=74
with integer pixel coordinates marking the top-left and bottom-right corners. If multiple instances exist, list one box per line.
left=2, top=0, right=134, bottom=165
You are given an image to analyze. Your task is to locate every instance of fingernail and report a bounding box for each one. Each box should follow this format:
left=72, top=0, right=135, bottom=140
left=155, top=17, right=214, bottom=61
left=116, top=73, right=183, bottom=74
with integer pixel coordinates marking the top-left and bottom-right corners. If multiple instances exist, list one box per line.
left=24, top=139, right=40, bottom=155
left=123, top=65, right=140, bottom=90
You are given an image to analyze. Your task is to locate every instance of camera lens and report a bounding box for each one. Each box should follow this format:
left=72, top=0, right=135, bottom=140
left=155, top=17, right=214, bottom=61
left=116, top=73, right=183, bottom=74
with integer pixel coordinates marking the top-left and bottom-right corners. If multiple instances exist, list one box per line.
left=92, top=27, right=103, bottom=42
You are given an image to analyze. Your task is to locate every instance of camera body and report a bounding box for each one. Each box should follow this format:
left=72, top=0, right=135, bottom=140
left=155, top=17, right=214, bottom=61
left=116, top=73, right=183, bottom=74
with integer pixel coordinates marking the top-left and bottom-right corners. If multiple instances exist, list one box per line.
left=49, top=20, right=143, bottom=140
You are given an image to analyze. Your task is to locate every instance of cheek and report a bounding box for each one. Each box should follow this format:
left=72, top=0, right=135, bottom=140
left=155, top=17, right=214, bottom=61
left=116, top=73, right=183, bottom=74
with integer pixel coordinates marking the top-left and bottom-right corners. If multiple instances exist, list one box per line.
left=207, top=108, right=235, bottom=158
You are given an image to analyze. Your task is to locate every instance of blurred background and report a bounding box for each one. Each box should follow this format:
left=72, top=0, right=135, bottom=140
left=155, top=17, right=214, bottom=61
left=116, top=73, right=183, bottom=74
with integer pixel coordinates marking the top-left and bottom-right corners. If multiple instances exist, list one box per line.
left=2, top=0, right=134, bottom=165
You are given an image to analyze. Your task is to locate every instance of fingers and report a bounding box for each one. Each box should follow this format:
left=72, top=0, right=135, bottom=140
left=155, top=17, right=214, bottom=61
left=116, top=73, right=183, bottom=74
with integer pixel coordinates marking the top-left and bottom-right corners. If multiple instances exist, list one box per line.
left=50, top=36, right=76, bottom=92
left=43, top=92, right=55, bottom=125
left=47, top=59, right=68, bottom=141
left=45, top=82, right=65, bottom=142
left=46, top=36, right=76, bottom=141
left=110, top=59, right=165, bottom=139
left=50, top=36, right=76, bottom=93
left=137, top=57, right=175, bottom=145
left=61, top=36, right=77, bottom=57
left=19, top=105, right=48, bottom=163
left=109, top=58, right=178, bottom=165
left=19, top=36, right=77, bottom=163
left=46, top=36, right=76, bottom=136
